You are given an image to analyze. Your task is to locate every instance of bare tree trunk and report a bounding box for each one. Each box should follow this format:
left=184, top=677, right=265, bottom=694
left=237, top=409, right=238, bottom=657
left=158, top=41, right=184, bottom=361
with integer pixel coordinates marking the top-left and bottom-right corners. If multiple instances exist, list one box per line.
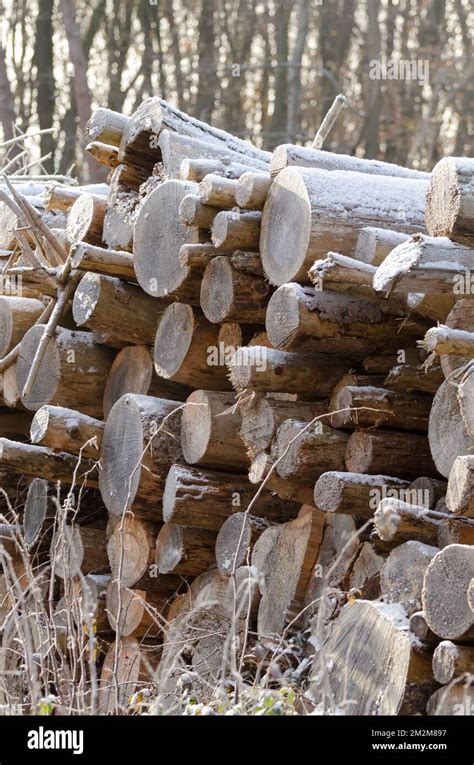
left=0, top=2, right=17, bottom=144
left=33, top=0, right=56, bottom=171
left=286, top=0, right=308, bottom=144
left=363, top=0, right=381, bottom=157
left=60, top=0, right=99, bottom=181
left=195, top=0, right=217, bottom=123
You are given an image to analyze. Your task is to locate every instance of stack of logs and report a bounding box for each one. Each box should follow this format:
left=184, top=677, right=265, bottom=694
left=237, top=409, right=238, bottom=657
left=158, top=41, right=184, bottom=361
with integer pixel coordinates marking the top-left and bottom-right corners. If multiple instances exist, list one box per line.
left=0, top=95, right=472, bottom=715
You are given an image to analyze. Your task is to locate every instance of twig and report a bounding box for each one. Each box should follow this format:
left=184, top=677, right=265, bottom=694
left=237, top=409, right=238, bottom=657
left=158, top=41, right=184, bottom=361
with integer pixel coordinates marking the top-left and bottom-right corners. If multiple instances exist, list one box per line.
left=3, top=175, right=66, bottom=265
left=312, top=94, right=347, bottom=150
left=20, top=273, right=81, bottom=400
left=2, top=149, right=28, bottom=173
left=15, top=152, right=53, bottom=176
left=0, top=128, right=55, bottom=151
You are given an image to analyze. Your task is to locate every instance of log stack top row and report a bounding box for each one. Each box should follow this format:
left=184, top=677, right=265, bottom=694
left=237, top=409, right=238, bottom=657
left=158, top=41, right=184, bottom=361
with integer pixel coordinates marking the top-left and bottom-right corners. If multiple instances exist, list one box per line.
left=0, top=95, right=472, bottom=715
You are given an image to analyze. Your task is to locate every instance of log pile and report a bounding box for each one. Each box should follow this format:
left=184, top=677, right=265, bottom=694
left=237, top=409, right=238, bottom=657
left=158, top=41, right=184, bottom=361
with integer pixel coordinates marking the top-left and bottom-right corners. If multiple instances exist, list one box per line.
left=0, top=97, right=472, bottom=716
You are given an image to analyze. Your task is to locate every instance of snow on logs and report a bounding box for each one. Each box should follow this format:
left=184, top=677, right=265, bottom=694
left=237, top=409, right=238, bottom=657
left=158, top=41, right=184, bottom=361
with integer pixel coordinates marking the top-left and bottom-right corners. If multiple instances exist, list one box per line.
left=260, top=167, right=427, bottom=285
left=373, top=234, right=474, bottom=295
left=265, top=283, right=428, bottom=355
left=270, top=145, right=430, bottom=180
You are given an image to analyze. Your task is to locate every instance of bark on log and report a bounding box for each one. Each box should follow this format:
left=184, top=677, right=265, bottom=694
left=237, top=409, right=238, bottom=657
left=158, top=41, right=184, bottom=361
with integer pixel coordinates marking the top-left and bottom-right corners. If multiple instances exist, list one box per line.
left=86, top=108, right=130, bottom=147
left=155, top=523, right=216, bottom=576
left=239, top=395, right=326, bottom=452
left=180, top=159, right=242, bottom=183
left=345, top=429, right=438, bottom=479
left=235, top=172, right=272, bottom=210
left=265, top=283, right=427, bottom=353
left=72, top=273, right=167, bottom=346
left=374, top=498, right=441, bottom=546
left=422, top=544, right=474, bottom=640
left=380, top=540, right=439, bottom=616
left=211, top=211, right=261, bottom=252
left=270, top=418, right=348, bottom=484
left=384, top=362, right=444, bottom=394
left=120, top=96, right=270, bottom=170
left=309, top=599, right=413, bottom=715
left=66, top=194, right=107, bottom=246
left=228, top=345, right=351, bottom=398
left=425, top=157, right=474, bottom=246
left=330, top=385, right=432, bottom=432
left=16, top=325, right=114, bottom=417
left=200, top=256, right=269, bottom=324
left=0, top=297, right=45, bottom=356
left=406, top=292, right=455, bottom=324
left=133, top=179, right=200, bottom=298
left=158, top=129, right=261, bottom=180
left=103, top=345, right=190, bottom=417
left=354, top=227, right=410, bottom=266
left=248, top=451, right=315, bottom=505
left=215, top=512, right=271, bottom=576
left=0, top=438, right=98, bottom=487
left=270, top=145, right=429, bottom=179
left=260, top=167, right=427, bottom=285
left=181, top=390, right=247, bottom=470
left=428, top=378, right=474, bottom=478
left=373, top=234, right=474, bottom=294
left=70, top=242, right=136, bottom=282
left=99, top=393, right=183, bottom=517
left=230, top=250, right=264, bottom=276
left=446, top=455, right=474, bottom=517
left=437, top=517, right=474, bottom=547
left=163, top=464, right=298, bottom=530
left=308, top=253, right=407, bottom=313
left=314, top=471, right=410, bottom=519
left=30, top=405, right=104, bottom=459
left=154, top=303, right=233, bottom=390
left=45, top=185, right=106, bottom=213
